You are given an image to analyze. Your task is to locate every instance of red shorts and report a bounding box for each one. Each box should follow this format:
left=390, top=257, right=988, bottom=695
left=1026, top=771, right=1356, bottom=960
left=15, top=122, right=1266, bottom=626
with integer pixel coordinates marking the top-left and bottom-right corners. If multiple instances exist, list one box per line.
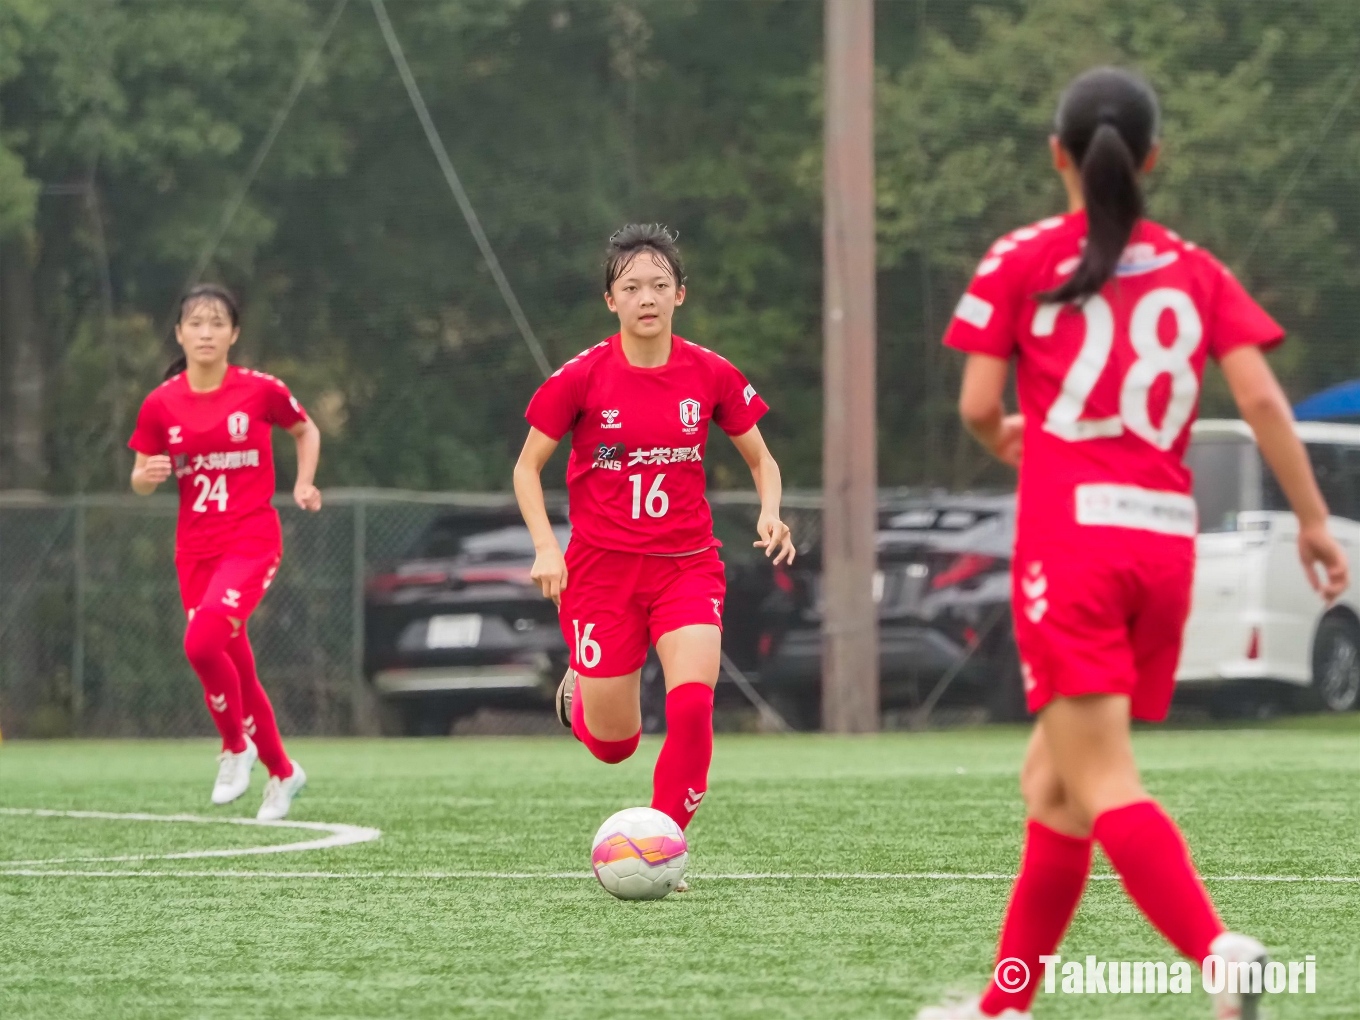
left=177, top=548, right=281, bottom=620
left=558, top=541, right=726, bottom=677
left=1012, top=536, right=1194, bottom=722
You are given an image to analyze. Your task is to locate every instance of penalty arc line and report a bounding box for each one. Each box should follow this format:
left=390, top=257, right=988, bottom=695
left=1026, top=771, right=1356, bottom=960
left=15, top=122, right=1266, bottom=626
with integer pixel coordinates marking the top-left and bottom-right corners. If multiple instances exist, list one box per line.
left=0, top=807, right=382, bottom=866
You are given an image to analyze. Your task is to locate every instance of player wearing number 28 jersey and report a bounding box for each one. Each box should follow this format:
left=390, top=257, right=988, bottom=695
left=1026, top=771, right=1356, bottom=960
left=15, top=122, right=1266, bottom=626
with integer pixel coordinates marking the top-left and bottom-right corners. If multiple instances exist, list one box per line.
left=944, top=209, right=1283, bottom=721
left=515, top=225, right=794, bottom=835
left=920, top=69, right=1347, bottom=1020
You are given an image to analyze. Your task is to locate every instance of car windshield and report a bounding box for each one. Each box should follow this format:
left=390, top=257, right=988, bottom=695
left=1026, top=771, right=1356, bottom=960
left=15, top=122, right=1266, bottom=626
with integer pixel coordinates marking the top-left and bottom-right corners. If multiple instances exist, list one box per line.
left=417, top=519, right=570, bottom=562
left=1186, top=435, right=1287, bottom=532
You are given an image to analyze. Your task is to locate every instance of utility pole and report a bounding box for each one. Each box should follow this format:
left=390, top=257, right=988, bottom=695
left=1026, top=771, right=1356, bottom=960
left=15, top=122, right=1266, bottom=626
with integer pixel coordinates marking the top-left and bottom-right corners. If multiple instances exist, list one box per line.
left=821, top=0, right=878, bottom=733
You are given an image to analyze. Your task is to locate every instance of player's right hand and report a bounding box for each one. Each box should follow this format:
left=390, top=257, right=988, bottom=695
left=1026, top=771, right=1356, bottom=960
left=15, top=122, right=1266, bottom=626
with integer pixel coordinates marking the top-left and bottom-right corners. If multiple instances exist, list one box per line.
left=531, top=546, right=568, bottom=607
left=989, top=413, right=1024, bottom=467
left=139, top=454, right=173, bottom=486
left=1299, top=523, right=1349, bottom=604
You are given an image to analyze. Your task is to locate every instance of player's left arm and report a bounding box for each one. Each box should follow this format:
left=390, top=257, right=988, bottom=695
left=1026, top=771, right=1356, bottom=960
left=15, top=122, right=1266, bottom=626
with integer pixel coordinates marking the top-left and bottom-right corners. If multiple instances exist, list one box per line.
left=728, top=424, right=795, bottom=566
left=287, top=418, right=322, bottom=512
left=959, top=354, right=1023, bottom=467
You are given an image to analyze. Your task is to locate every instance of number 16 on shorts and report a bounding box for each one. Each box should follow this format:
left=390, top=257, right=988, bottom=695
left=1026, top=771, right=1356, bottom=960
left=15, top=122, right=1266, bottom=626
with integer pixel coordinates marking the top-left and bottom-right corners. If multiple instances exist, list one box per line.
left=572, top=619, right=602, bottom=671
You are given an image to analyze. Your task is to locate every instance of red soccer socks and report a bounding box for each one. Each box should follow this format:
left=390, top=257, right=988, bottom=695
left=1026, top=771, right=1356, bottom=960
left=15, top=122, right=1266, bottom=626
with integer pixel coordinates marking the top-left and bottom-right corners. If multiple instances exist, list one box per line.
left=225, top=626, right=292, bottom=779
left=1093, top=799, right=1225, bottom=962
left=570, top=677, right=640, bottom=764
left=183, top=611, right=246, bottom=754
left=650, top=682, right=714, bottom=831
left=979, top=819, right=1093, bottom=1015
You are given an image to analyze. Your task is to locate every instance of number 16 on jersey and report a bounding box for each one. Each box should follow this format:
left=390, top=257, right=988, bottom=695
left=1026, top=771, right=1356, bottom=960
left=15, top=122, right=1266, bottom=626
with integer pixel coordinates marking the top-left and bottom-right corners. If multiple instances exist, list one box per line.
left=573, top=619, right=602, bottom=670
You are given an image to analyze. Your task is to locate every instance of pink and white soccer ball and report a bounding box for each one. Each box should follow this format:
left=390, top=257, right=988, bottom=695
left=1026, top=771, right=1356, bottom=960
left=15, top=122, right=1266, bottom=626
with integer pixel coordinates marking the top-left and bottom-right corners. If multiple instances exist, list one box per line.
left=590, top=807, right=688, bottom=900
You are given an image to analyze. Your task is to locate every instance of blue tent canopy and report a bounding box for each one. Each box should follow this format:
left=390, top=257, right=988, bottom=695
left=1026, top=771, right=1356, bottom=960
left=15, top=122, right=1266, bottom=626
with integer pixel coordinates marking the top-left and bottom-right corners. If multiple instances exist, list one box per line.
left=1293, top=380, right=1360, bottom=421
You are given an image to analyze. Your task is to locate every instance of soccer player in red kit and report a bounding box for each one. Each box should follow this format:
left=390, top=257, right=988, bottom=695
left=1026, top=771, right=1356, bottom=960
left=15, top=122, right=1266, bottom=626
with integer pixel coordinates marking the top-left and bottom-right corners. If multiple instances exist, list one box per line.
left=514, top=224, right=795, bottom=854
left=129, top=284, right=322, bottom=821
left=919, top=69, right=1348, bottom=1020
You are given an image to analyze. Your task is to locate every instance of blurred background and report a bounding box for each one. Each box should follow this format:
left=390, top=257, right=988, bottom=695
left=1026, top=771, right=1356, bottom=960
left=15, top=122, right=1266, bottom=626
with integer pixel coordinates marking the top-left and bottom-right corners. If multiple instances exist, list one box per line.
left=4, top=0, right=1360, bottom=737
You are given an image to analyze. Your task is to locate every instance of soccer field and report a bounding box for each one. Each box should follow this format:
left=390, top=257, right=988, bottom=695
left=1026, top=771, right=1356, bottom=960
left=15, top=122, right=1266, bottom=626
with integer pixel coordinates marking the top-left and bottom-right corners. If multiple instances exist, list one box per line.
left=2, top=719, right=1357, bottom=1020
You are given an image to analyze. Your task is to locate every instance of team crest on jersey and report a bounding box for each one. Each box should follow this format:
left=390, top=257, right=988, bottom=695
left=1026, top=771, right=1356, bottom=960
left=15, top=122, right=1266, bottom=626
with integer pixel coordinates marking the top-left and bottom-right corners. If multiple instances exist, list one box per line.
left=227, top=412, right=250, bottom=442
left=679, top=399, right=701, bottom=429
left=601, top=409, right=622, bottom=430
left=168, top=425, right=183, bottom=444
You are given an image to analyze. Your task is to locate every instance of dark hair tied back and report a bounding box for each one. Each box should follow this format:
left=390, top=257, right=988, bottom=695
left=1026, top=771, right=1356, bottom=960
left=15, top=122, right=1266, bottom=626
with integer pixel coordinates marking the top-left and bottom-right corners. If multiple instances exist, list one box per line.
left=603, top=223, right=686, bottom=293
left=165, top=283, right=241, bottom=380
left=1037, top=67, right=1160, bottom=305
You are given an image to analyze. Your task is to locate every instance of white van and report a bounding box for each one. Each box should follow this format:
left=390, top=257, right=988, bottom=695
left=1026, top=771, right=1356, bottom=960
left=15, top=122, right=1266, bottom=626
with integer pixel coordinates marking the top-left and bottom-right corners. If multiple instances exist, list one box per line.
left=1179, top=419, right=1360, bottom=712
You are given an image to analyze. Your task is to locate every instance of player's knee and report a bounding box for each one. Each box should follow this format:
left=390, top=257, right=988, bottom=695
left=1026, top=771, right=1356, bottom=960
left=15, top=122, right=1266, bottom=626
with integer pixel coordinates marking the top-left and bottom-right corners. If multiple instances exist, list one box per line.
left=183, top=611, right=232, bottom=665
left=665, top=681, right=714, bottom=729
left=586, top=729, right=640, bottom=764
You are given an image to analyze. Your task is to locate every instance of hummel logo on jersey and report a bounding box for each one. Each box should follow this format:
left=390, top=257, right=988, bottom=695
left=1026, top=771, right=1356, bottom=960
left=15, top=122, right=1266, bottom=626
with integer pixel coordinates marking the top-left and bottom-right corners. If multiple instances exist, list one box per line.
left=168, top=425, right=183, bottom=444
left=679, top=398, right=701, bottom=429
left=1022, top=562, right=1048, bottom=623
left=209, top=694, right=228, bottom=713
left=600, top=409, right=622, bottom=430
left=684, top=788, right=706, bottom=813
left=227, top=411, right=250, bottom=442
left=243, top=714, right=257, bottom=736
left=222, top=589, right=242, bottom=609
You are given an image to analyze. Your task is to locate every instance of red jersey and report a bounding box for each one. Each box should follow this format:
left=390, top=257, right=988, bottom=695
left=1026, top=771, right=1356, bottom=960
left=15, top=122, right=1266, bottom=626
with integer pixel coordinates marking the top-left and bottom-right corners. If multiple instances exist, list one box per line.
left=129, top=366, right=309, bottom=559
left=526, top=334, right=768, bottom=554
left=943, top=212, right=1283, bottom=548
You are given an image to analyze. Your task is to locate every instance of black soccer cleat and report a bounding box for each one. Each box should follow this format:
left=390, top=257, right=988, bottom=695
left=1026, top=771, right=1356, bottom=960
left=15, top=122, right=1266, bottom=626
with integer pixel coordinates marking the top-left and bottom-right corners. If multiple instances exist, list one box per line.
left=556, top=668, right=576, bottom=733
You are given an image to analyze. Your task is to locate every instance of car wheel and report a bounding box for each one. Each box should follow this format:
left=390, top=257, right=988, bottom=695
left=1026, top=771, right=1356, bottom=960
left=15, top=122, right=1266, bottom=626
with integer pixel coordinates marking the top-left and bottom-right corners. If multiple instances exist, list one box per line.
left=1308, top=614, right=1360, bottom=712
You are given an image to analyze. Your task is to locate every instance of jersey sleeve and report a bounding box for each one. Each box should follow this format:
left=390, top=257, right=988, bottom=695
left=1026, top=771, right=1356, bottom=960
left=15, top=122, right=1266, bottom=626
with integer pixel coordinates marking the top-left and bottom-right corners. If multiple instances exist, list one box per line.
left=1205, top=258, right=1285, bottom=360
left=525, top=362, right=586, bottom=440
left=941, top=243, right=1029, bottom=358
left=711, top=357, right=769, bottom=436
left=263, top=375, right=308, bottom=428
left=128, top=393, right=164, bottom=455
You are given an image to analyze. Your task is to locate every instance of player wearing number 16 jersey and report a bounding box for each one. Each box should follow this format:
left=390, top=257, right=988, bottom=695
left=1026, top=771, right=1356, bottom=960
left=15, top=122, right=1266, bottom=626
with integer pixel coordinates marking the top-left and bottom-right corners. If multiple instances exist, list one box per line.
left=514, top=225, right=795, bottom=838
left=919, top=70, right=1348, bottom=1020
left=129, top=284, right=322, bottom=821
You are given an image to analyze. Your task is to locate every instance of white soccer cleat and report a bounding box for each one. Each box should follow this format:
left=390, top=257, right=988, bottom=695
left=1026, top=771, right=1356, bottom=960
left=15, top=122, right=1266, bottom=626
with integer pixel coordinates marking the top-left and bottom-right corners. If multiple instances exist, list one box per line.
left=256, top=760, right=307, bottom=821
left=211, top=736, right=257, bottom=805
left=916, top=996, right=1031, bottom=1020
left=555, top=668, right=576, bottom=732
left=1211, top=932, right=1269, bottom=1020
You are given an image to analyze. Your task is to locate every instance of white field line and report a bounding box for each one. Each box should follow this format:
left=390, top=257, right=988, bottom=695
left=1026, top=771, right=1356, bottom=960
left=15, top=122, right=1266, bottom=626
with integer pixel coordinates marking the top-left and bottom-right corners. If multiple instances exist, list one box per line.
left=1, top=809, right=1354, bottom=883
left=0, top=807, right=381, bottom=866
left=0, top=869, right=1356, bottom=883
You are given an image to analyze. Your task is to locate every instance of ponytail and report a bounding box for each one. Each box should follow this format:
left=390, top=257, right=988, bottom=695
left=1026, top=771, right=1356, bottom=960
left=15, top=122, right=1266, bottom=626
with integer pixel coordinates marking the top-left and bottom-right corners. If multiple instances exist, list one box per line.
left=1037, top=123, right=1144, bottom=304
left=1036, top=67, right=1159, bottom=305
left=164, top=354, right=188, bottom=381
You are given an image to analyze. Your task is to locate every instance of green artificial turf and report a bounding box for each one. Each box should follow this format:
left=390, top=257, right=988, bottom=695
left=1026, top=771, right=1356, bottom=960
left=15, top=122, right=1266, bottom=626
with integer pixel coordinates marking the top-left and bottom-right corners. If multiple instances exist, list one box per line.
left=1, top=718, right=1357, bottom=1019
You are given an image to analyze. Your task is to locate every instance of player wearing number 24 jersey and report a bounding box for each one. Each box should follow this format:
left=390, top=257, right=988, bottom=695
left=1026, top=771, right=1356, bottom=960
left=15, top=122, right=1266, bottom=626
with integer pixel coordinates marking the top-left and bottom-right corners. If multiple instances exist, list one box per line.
left=129, top=284, right=320, bottom=822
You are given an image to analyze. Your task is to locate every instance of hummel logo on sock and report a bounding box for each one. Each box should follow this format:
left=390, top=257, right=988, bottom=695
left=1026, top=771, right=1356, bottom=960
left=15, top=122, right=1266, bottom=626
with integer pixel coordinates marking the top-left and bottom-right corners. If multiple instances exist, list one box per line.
left=243, top=715, right=256, bottom=735
left=209, top=694, right=228, bottom=713
left=684, top=788, right=706, bottom=813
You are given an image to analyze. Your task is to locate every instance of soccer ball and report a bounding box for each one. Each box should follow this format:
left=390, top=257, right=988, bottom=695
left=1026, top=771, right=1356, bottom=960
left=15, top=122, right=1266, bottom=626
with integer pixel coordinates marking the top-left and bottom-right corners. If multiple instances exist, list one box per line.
left=590, top=806, right=687, bottom=900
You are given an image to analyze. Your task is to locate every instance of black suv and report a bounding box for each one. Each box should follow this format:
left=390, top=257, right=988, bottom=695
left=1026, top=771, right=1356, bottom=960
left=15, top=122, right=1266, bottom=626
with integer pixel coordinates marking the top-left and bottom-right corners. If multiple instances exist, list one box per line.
left=757, top=494, right=1025, bottom=726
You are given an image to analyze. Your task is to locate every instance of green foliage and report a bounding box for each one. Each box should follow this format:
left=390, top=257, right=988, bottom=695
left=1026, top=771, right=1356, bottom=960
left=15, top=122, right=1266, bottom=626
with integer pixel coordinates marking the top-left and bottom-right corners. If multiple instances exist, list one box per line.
left=4, top=0, right=1360, bottom=493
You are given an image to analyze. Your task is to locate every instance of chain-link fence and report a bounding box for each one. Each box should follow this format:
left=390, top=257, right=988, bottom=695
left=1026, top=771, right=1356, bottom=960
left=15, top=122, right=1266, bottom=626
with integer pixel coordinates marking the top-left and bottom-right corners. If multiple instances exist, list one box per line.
left=0, top=488, right=837, bottom=739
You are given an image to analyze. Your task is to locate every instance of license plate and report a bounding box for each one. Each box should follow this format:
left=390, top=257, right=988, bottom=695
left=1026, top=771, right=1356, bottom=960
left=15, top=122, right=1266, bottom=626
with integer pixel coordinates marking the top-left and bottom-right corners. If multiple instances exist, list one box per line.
left=426, top=614, right=482, bottom=649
